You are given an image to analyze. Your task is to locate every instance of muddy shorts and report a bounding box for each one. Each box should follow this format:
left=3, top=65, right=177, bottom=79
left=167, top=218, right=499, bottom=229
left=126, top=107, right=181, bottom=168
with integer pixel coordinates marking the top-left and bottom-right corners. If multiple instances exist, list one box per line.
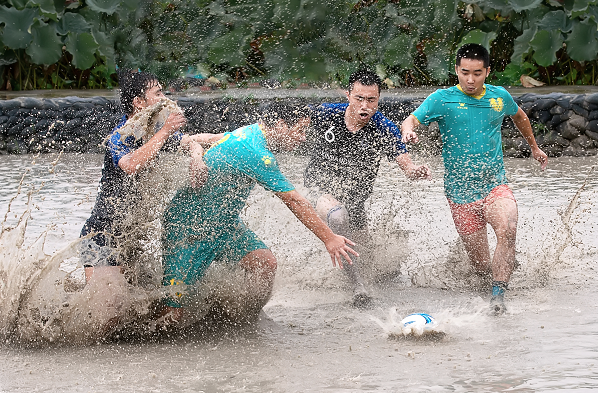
left=162, top=222, right=268, bottom=308
left=447, top=184, right=517, bottom=236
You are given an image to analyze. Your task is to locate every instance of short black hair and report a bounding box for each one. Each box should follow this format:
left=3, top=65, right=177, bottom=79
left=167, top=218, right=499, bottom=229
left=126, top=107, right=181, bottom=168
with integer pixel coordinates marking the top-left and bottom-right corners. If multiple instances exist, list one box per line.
left=348, top=69, right=382, bottom=93
left=456, top=44, right=490, bottom=68
left=117, top=69, right=160, bottom=115
left=260, top=101, right=311, bottom=128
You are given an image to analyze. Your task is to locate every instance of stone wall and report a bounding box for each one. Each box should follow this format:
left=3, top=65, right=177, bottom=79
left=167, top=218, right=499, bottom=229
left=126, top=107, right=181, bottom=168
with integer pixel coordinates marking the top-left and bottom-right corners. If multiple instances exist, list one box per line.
left=0, top=92, right=597, bottom=156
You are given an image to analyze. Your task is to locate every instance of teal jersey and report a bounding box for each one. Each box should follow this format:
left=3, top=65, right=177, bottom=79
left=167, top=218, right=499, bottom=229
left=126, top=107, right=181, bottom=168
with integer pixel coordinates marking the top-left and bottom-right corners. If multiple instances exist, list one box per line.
left=412, top=85, right=519, bottom=204
left=164, top=124, right=295, bottom=243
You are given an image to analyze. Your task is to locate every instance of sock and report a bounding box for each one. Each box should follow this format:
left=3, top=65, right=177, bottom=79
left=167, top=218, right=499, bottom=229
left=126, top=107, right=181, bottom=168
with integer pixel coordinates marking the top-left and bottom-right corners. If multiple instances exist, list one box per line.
left=492, top=281, right=508, bottom=298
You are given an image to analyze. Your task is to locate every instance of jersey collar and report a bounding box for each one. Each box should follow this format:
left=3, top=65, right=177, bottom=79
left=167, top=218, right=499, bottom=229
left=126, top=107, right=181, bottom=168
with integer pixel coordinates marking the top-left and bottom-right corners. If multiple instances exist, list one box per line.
left=456, top=84, right=487, bottom=99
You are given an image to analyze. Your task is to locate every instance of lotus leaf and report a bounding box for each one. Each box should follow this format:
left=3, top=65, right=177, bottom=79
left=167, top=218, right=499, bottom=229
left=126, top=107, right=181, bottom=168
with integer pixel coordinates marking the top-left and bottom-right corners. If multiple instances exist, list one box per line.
left=530, top=29, right=563, bottom=66
left=25, top=22, right=62, bottom=65
left=0, top=6, right=38, bottom=49
left=66, top=32, right=99, bottom=69
left=565, top=18, right=598, bottom=62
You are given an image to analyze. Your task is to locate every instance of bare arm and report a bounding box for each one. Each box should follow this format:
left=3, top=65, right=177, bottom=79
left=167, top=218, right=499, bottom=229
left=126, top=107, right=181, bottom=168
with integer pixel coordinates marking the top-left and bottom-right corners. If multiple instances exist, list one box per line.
left=118, top=112, right=187, bottom=175
left=511, top=107, right=548, bottom=170
left=275, top=190, right=358, bottom=268
left=400, top=114, right=421, bottom=144
left=395, top=153, right=431, bottom=180
left=183, top=132, right=225, bottom=149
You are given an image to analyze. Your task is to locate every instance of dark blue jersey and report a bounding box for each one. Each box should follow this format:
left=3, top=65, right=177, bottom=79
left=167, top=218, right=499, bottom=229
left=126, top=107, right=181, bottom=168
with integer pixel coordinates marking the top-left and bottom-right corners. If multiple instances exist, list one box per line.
left=304, top=103, right=408, bottom=209
left=81, top=115, right=182, bottom=247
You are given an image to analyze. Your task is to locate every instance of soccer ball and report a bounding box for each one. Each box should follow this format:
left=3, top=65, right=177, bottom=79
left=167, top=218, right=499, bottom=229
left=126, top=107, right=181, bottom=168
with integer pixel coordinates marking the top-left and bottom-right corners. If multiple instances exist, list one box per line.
left=400, top=313, right=438, bottom=336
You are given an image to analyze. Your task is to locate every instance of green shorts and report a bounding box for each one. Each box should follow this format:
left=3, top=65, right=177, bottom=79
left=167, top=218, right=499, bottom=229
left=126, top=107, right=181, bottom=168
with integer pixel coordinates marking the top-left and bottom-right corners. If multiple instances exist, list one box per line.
left=162, top=222, right=267, bottom=307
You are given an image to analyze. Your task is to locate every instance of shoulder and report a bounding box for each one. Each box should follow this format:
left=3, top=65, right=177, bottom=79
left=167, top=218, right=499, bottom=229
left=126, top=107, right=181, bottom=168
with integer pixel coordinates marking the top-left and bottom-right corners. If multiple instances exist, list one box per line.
left=485, top=84, right=512, bottom=98
left=315, top=103, right=347, bottom=116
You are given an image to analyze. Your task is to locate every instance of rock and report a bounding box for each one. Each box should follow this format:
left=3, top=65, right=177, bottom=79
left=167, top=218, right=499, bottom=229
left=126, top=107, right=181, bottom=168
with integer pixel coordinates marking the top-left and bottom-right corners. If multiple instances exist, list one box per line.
left=586, top=93, right=598, bottom=105
left=521, top=101, right=534, bottom=114
left=0, top=100, right=21, bottom=112
left=542, top=130, right=570, bottom=147
left=571, top=104, right=589, bottom=118
left=550, top=105, right=567, bottom=115
left=534, top=98, right=556, bottom=111
left=571, top=135, right=594, bottom=149
left=6, top=138, right=27, bottom=154
left=587, top=120, right=598, bottom=133
left=16, top=97, right=44, bottom=109
left=503, top=146, right=528, bottom=158
left=562, top=145, right=596, bottom=156
left=556, top=96, right=573, bottom=110
left=512, top=137, right=531, bottom=156
left=586, top=129, right=598, bottom=142
left=533, top=109, right=552, bottom=124
left=557, top=122, right=581, bottom=140
left=542, top=144, right=564, bottom=157
left=41, top=99, right=60, bottom=110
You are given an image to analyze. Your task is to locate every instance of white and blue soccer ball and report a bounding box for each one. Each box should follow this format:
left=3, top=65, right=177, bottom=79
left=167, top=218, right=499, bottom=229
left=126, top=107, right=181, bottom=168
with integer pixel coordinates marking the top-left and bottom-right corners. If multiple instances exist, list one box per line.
left=400, top=313, right=438, bottom=336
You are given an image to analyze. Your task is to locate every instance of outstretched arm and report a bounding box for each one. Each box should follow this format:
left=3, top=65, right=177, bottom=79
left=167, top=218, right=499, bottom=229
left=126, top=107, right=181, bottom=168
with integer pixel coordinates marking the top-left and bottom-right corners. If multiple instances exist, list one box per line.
left=400, top=114, right=421, bottom=144
left=184, top=132, right=225, bottom=148
left=395, top=153, right=431, bottom=180
left=275, top=190, right=358, bottom=268
left=511, top=107, right=548, bottom=170
left=118, top=111, right=187, bottom=175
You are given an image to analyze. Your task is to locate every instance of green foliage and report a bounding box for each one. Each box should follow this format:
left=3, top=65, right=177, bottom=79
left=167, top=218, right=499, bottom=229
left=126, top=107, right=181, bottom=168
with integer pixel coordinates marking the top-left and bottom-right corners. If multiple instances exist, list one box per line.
left=1, top=0, right=598, bottom=90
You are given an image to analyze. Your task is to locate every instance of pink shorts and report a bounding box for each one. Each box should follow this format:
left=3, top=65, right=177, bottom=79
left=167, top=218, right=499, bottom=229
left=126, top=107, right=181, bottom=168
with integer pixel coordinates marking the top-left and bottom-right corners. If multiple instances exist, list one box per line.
left=447, top=185, right=517, bottom=236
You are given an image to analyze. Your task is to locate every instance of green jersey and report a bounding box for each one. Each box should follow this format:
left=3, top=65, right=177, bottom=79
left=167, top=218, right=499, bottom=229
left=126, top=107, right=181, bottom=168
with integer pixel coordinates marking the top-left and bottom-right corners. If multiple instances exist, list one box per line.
left=412, top=84, right=519, bottom=204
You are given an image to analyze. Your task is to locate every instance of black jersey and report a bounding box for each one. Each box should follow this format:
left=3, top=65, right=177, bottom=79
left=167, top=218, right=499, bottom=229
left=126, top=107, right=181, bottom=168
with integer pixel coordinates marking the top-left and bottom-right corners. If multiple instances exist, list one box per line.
left=81, top=115, right=182, bottom=247
left=304, top=103, right=408, bottom=210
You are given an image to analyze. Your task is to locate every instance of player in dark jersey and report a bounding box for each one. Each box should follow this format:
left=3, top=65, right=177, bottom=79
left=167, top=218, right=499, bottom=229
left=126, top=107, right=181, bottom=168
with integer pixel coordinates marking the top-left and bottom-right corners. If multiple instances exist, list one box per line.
left=80, top=70, right=214, bottom=284
left=304, top=70, right=431, bottom=307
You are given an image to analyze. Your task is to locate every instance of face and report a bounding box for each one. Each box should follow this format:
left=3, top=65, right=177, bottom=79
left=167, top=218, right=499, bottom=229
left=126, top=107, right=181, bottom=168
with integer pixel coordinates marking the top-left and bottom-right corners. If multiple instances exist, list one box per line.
left=273, top=117, right=310, bottom=151
left=133, top=82, right=165, bottom=112
left=346, top=81, right=380, bottom=126
left=455, top=58, right=490, bottom=96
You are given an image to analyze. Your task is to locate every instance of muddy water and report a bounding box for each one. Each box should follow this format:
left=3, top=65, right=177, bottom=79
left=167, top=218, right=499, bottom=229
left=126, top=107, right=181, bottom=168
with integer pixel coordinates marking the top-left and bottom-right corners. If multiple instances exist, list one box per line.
left=0, top=153, right=597, bottom=392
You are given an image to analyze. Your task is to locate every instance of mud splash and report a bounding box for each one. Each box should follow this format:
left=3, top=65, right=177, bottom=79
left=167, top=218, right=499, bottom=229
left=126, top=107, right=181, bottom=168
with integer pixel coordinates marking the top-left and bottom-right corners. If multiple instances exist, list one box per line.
left=0, top=153, right=272, bottom=346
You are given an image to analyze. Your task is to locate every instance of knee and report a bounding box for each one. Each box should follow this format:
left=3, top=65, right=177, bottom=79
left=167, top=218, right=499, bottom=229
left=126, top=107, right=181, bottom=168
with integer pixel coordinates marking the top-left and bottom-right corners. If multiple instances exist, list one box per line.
left=326, top=205, right=351, bottom=236
left=242, top=249, right=277, bottom=275
left=495, top=218, right=517, bottom=243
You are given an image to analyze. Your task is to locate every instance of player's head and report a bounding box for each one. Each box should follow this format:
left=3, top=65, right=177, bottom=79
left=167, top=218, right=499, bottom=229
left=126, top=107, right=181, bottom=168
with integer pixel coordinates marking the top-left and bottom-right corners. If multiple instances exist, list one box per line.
left=454, top=44, right=490, bottom=96
left=118, top=69, right=163, bottom=115
left=456, top=43, right=490, bottom=68
left=348, top=69, right=382, bottom=93
left=346, top=69, right=381, bottom=127
left=261, top=102, right=311, bottom=151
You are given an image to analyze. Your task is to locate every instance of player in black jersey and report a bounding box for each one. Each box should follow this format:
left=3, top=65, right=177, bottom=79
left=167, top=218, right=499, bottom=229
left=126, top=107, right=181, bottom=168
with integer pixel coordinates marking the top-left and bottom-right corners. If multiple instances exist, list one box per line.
left=304, top=70, right=431, bottom=307
left=80, top=70, right=213, bottom=284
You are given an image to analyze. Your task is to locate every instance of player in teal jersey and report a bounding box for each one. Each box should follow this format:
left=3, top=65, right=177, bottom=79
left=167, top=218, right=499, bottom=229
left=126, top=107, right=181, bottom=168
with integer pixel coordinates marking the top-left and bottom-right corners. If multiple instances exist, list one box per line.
left=401, top=44, right=548, bottom=315
left=161, top=103, right=359, bottom=324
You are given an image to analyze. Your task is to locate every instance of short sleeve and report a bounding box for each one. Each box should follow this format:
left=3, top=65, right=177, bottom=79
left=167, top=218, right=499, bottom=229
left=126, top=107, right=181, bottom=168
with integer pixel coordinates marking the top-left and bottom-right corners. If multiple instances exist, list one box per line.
left=371, top=111, right=408, bottom=157
left=500, top=88, right=519, bottom=116
left=412, top=90, right=444, bottom=125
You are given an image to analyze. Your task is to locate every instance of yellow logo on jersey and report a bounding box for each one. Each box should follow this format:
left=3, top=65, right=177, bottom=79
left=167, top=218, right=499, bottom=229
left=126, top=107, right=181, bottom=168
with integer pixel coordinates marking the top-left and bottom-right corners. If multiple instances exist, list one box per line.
left=458, top=102, right=468, bottom=110
left=262, top=155, right=274, bottom=166
left=490, top=98, right=503, bottom=112
left=169, top=279, right=185, bottom=298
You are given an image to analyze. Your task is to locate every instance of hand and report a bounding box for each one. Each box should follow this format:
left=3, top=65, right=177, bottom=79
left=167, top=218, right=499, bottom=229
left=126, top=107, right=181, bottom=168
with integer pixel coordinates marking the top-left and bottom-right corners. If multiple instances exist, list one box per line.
left=325, top=234, right=359, bottom=268
left=532, top=147, right=548, bottom=170
left=401, top=129, right=419, bottom=144
left=407, top=164, right=431, bottom=180
left=162, top=111, right=187, bottom=135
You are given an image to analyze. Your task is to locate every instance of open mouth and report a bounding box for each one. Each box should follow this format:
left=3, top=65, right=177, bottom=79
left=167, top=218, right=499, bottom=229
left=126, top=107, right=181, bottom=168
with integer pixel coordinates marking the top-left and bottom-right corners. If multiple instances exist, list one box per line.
left=359, top=112, right=370, bottom=120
